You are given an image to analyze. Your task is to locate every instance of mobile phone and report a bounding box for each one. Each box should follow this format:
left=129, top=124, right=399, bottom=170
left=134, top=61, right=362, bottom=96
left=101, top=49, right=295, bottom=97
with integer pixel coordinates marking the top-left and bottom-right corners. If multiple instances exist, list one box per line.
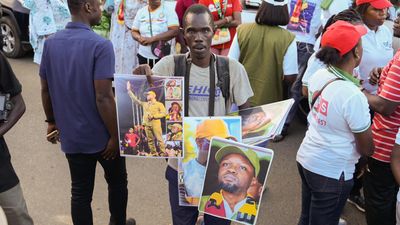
left=46, top=130, right=59, bottom=139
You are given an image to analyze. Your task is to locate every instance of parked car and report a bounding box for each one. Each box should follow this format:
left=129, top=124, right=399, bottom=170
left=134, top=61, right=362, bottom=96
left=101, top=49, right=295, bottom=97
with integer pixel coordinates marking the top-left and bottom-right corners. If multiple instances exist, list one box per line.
left=0, top=0, right=30, bottom=58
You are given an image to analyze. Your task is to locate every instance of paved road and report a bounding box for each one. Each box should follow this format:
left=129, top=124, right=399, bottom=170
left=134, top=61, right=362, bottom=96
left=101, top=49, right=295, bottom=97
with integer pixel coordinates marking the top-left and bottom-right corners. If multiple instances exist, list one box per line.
left=5, top=54, right=367, bottom=225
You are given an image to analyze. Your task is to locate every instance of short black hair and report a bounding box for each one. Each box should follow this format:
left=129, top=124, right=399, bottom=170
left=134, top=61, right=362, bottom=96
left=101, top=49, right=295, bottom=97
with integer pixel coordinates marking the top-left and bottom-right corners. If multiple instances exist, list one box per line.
left=320, top=9, right=362, bottom=38
left=182, top=4, right=215, bottom=29
left=255, top=1, right=289, bottom=26
left=68, top=0, right=85, bottom=14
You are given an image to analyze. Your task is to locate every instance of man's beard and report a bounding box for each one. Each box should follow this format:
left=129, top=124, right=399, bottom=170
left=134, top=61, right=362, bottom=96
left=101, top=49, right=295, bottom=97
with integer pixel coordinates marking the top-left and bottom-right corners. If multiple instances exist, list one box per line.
left=219, top=182, right=239, bottom=194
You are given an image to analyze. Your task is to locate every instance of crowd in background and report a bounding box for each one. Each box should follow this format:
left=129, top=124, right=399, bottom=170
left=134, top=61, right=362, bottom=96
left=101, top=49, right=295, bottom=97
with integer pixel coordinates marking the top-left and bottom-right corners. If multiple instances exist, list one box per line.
left=2, top=0, right=400, bottom=224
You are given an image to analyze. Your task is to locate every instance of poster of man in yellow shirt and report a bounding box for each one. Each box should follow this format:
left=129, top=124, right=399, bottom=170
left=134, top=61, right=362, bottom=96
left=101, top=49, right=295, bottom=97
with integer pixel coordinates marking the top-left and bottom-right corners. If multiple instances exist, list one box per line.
left=114, top=74, right=184, bottom=158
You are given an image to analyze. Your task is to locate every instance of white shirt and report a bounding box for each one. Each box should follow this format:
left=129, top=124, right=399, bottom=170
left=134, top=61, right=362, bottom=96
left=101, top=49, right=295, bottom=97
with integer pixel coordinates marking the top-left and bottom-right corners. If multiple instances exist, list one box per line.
left=321, top=0, right=352, bottom=26
left=132, top=4, right=179, bottom=59
left=228, top=33, right=298, bottom=75
left=297, top=68, right=371, bottom=180
left=286, top=0, right=322, bottom=45
left=302, top=53, right=360, bottom=87
left=359, top=25, right=393, bottom=93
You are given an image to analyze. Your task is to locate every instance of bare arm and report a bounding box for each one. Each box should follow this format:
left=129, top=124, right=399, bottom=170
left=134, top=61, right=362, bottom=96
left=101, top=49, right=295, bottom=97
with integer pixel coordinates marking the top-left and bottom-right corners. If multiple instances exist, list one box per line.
left=150, top=27, right=180, bottom=42
left=0, top=94, right=25, bottom=136
left=238, top=101, right=251, bottom=110
left=354, top=128, right=374, bottom=157
left=302, top=86, right=308, bottom=97
left=284, top=74, right=297, bottom=85
left=95, top=79, right=119, bottom=159
left=215, top=12, right=241, bottom=28
left=363, top=90, right=400, bottom=117
left=41, top=78, right=59, bottom=143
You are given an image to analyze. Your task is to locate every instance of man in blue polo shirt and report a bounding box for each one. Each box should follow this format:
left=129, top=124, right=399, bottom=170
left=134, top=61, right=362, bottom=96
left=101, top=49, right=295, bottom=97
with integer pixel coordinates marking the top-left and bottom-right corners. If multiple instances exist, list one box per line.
left=39, top=0, right=134, bottom=224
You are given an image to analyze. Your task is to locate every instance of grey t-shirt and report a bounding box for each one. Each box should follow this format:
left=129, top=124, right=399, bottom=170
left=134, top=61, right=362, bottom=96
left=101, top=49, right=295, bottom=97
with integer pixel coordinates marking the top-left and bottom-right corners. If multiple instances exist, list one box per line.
left=152, top=54, right=254, bottom=170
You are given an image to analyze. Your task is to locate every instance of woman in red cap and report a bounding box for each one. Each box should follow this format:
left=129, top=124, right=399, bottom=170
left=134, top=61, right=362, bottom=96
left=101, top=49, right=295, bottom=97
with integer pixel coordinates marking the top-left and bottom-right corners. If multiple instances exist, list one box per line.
left=354, top=0, right=393, bottom=94
left=296, top=21, right=375, bottom=225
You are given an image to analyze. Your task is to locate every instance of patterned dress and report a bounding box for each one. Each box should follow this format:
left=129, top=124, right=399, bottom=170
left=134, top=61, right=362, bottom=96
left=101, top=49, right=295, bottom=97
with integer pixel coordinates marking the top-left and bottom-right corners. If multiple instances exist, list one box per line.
left=23, top=0, right=70, bottom=64
left=109, top=0, right=146, bottom=74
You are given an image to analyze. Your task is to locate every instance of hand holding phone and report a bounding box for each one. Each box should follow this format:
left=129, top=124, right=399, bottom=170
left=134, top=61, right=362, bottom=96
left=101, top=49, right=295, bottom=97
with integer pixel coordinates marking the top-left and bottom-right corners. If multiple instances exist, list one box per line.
left=46, top=129, right=59, bottom=144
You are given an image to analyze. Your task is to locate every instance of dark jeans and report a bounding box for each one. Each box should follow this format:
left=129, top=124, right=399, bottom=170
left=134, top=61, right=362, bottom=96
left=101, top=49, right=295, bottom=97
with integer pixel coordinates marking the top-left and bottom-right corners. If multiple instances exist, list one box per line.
left=66, top=153, right=128, bottom=225
left=165, top=166, right=230, bottom=225
left=364, top=157, right=398, bottom=225
left=297, top=163, right=353, bottom=225
left=285, top=42, right=314, bottom=127
left=137, top=53, right=160, bottom=69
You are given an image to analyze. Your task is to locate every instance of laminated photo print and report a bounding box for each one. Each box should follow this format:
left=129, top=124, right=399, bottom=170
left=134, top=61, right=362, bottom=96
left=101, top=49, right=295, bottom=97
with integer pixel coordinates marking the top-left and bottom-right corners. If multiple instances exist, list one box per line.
left=115, top=74, right=184, bottom=158
left=229, top=99, right=294, bottom=146
left=199, top=137, right=274, bottom=225
left=178, top=117, right=242, bottom=207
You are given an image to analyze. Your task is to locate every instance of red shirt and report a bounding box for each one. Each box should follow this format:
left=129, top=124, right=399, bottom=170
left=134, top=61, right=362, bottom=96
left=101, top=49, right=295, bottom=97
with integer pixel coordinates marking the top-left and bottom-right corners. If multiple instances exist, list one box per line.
left=175, top=0, right=198, bottom=26
left=125, top=133, right=140, bottom=148
left=372, top=51, right=400, bottom=163
left=199, top=0, right=242, bottom=49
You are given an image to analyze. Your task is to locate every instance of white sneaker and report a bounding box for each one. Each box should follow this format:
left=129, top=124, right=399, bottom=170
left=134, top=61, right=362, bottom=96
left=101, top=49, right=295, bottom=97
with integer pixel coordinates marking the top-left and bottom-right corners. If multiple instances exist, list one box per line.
left=338, top=218, right=347, bottom=225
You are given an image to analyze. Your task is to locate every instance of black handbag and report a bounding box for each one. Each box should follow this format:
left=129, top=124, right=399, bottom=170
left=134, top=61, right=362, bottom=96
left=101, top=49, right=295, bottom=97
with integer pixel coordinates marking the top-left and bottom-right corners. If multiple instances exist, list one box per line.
left=148, top=8, right=171, bottom=58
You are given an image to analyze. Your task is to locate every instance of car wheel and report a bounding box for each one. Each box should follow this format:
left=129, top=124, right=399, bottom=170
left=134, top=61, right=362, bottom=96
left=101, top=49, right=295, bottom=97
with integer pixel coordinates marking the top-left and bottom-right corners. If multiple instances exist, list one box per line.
left=0, top=16, right=25, bottom=58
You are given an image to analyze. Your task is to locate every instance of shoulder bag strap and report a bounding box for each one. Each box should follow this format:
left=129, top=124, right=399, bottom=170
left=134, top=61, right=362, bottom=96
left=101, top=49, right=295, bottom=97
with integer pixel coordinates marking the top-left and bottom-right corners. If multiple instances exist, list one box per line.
left=310, top=78, right=343, bottom=109
left=209, top=55, right=216, bottom=116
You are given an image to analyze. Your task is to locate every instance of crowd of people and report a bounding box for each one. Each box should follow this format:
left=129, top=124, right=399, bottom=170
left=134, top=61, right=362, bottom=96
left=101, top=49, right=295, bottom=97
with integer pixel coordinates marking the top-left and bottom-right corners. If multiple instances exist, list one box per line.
left=2, top=0, right=400, bottom=224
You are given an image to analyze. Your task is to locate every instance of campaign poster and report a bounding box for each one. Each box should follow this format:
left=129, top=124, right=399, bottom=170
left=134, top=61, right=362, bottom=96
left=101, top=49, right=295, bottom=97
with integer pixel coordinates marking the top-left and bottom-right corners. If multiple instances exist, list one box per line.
left=229, top=99, right=294, bottom=145
left=178, top=117, right=242, bottom=206
left=199, top=137, right=274, bottom=225
left=115, top=74, right=184, bottom=158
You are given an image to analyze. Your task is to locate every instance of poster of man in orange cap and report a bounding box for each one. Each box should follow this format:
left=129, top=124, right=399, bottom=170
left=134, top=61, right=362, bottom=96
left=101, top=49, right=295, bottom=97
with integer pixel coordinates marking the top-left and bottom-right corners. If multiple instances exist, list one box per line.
left=114, top=74, right=184, bottom=158
left=199, top=137, right=274, bottom=225
left=178, top=117, right=241, bottom=207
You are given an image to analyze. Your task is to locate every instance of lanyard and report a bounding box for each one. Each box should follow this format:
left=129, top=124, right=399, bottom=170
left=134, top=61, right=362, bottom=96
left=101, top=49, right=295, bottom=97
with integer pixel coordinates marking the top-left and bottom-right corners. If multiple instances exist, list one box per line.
left=213, top=0, right=228, bottom=19
left=184, top=55, right=216, bottom=117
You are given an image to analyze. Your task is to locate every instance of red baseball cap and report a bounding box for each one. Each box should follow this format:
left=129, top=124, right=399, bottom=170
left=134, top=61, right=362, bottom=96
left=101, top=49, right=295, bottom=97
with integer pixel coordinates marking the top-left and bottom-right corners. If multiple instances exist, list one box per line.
left=321, top=21, right=368, bottom=56
left=356, top=0, right=392, bottom=9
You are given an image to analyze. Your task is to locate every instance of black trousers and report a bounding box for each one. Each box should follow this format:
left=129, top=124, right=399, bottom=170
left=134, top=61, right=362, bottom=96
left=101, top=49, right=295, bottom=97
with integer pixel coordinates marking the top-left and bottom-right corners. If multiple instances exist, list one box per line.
left=364, top=157, right=398, bottom=225
left=137, top=54, right=160, bottom=69
left=165, top=166, right=231, bottom=225
left=66, top=153, right=128, bottom=225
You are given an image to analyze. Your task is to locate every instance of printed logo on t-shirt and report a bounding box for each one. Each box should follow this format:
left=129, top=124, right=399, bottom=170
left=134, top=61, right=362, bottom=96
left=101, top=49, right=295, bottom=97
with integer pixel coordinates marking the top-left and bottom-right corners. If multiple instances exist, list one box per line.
left=287, top=0, right=316, bottom=34
left=189, top=85, right=222, bottom=101
left=311, top=95, right=329, bottom=126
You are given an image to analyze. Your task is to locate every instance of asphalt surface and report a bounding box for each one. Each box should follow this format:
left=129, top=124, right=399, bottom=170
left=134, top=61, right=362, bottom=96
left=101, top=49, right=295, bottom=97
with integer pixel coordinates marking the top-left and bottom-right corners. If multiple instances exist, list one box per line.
left=4, top=53, right=367, bottom=225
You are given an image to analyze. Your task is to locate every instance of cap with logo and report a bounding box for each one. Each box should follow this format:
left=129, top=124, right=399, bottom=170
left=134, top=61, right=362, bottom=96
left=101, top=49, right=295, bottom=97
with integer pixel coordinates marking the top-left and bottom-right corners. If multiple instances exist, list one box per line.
left=356, top=0, right=392, bottom=9
left=321, top=20, right=368, bottom=56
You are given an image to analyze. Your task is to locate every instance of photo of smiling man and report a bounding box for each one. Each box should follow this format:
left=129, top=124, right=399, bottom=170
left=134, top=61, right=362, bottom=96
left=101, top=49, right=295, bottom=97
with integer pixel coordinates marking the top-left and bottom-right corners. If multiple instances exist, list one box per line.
left=199, top=137, right=274, bottom=225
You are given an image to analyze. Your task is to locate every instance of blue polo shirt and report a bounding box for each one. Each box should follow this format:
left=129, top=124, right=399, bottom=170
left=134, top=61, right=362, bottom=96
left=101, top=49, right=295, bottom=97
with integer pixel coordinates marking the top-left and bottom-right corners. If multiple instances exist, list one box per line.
left=39, top=22, right=115, bottom=154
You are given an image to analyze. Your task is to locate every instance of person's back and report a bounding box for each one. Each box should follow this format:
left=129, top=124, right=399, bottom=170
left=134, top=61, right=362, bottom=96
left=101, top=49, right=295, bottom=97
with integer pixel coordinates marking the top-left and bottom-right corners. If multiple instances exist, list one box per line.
left=237, top=23, right=294, bottom=106
left=40, top=22, right=114, bottom=153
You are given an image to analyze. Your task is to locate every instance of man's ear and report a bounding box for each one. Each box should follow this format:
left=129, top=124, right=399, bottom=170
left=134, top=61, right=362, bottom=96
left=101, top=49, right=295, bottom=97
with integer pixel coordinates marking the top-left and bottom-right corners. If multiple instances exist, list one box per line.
left=84, top=1, right=92, bottom=13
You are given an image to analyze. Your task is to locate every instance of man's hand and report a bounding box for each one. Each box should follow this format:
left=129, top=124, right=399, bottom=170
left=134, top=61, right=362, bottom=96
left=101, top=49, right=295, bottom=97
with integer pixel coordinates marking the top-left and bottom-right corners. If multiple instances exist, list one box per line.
left=369, top=67, right=383, bottom=85
left=46, top=123, right=59, bottom=144
left=102, top=138, right=119, bottom=160
left=127, top=81, right=132, bottom=91
left=132, top=64, right=154, bottom=87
